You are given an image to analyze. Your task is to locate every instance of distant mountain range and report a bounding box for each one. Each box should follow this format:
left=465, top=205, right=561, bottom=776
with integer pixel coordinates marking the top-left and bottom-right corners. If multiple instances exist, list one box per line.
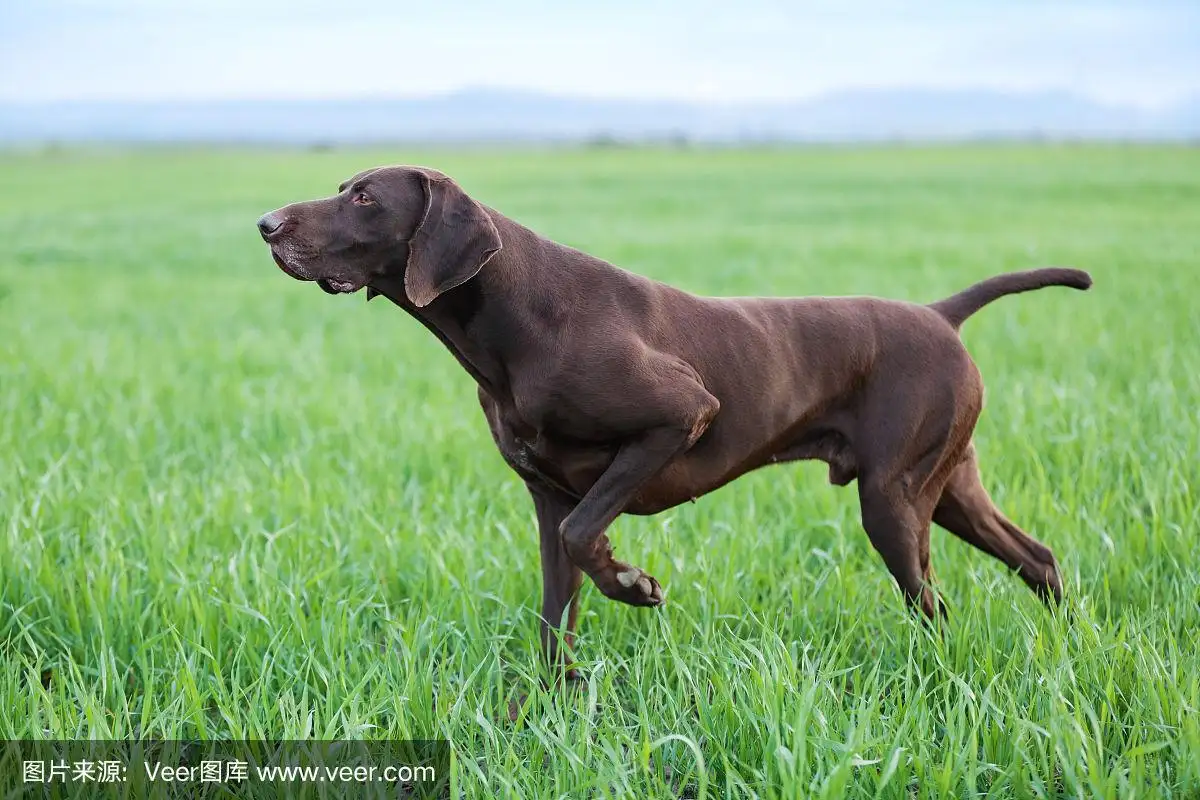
left=2, top=88, right=1197, bottom=144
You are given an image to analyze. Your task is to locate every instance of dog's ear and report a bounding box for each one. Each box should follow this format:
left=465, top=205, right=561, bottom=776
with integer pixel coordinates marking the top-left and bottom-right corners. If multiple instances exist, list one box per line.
left=404, top=171, right=502, bottom=308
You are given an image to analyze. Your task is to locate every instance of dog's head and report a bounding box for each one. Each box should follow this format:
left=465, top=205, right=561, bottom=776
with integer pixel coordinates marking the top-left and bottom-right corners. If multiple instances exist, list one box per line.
left=256, top=166, right=502, bottom=306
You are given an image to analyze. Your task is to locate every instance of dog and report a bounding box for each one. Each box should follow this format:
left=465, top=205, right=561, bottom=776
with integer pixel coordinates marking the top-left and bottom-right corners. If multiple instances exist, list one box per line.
left=257, top=165, right=1090, bottom=671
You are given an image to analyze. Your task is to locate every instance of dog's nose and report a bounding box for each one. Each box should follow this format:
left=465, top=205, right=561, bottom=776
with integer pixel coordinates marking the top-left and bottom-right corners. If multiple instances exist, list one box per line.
left=257, top=211, right=285, bottom=239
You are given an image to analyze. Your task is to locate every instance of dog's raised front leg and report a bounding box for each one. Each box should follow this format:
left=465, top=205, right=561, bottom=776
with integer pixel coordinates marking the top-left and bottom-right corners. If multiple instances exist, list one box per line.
left=558, top=369, right=719, bottom=606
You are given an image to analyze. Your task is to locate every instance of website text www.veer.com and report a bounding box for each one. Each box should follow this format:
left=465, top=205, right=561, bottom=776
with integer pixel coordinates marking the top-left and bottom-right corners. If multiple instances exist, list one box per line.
left=142, top=760, right=437, bottom=784
left=7, top=739, right=451, bottom=796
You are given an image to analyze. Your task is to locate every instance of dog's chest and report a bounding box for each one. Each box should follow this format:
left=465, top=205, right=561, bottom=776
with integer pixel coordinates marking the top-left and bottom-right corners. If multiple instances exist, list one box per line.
left=484, top=402, right=616, bottom=497
left=507, top=436, right=541, bottom=477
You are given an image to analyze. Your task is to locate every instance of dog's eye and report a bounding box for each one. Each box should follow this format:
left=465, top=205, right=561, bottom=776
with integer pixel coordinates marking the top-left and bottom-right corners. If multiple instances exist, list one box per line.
left=351, top=192, right=374, bottom=206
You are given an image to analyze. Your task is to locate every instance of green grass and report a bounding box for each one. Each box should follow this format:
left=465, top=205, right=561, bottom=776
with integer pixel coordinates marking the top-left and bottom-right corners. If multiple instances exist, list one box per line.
left=1, top=144, right=1198, bottom=798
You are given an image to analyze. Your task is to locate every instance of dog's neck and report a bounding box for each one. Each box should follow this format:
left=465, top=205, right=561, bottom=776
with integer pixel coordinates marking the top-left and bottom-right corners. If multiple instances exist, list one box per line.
left=368, top=212, right=551, bottom=405
left=369, top=276, right=504, bottom=398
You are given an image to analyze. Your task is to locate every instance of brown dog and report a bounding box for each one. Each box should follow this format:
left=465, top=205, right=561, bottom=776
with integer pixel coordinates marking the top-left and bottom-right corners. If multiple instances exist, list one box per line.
left=257, top=166, right=1090, bottom=670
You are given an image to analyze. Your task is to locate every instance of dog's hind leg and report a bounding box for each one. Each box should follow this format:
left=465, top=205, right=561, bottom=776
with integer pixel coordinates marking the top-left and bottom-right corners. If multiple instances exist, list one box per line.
left=853, top=369, right=973, bottom=620
left=933, top=443, right=1064, bottom=604
left=858, top=479, right=945, bottom=619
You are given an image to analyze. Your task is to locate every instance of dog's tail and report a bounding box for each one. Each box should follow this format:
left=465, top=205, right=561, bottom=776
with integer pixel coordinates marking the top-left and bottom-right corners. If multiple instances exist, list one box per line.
left=929, top=267, right=1092, bottom=329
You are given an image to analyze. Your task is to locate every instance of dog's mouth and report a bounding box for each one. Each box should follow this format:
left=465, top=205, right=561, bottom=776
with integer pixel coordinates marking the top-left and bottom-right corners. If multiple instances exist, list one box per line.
left=316, top=278, right=359, bottom=294
left=270, top=248, right=361, bottom=295
left=271, top=248, right=308, bottom=280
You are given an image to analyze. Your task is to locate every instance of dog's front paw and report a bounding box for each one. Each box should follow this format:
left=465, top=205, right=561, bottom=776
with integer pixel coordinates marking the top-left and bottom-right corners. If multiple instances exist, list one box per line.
left=598, top=562, right=664, bottom=606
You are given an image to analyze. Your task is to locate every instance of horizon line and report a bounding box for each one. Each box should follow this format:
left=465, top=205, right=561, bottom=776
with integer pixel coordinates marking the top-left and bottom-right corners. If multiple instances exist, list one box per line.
left=0, top=85, right=1193, bottom=112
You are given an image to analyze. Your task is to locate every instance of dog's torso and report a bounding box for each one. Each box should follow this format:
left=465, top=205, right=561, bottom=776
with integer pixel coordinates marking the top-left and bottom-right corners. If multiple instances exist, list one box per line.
left=472, top=242, right=975, bottom=513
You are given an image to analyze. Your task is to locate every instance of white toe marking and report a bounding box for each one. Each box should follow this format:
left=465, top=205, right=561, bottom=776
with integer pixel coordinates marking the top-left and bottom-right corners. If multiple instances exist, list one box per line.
left=617, top=569, right=640, bottom=588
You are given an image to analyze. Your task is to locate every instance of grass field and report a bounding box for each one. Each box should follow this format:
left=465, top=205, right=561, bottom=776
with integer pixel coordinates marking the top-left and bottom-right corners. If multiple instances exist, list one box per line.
left=1, top=144, right=1198, bottom=798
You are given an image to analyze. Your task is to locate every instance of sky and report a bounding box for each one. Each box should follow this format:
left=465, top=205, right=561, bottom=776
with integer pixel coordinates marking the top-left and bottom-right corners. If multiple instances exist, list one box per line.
left=2, top=0, right=1198, bottom=108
